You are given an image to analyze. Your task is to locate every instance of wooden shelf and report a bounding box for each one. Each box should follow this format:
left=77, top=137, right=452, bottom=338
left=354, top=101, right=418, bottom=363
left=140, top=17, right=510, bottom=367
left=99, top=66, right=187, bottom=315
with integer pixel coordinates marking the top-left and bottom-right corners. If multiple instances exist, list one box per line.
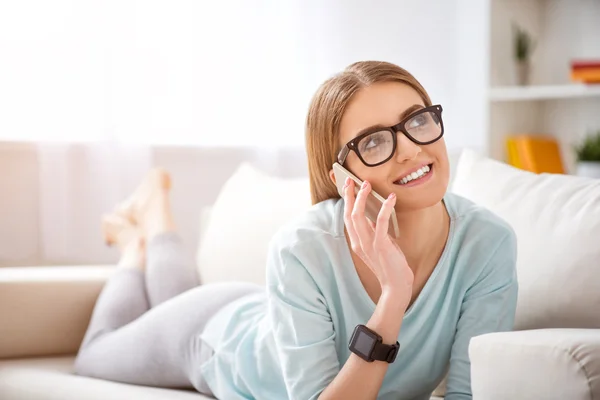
left=489, top=84, right=600, bottom=102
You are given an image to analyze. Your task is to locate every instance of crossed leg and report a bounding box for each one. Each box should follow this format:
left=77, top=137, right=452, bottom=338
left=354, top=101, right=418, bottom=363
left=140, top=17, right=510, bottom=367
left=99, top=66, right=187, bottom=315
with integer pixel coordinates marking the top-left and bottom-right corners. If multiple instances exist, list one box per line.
left=74, top=169, right=260, bottom=393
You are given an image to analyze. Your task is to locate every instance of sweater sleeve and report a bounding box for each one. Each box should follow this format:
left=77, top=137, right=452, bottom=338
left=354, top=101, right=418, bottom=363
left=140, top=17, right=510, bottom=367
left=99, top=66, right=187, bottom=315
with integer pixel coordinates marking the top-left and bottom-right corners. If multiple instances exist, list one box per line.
left=266, top=239, right=340, bottom=400
left=445, top=232, right=519, bottom=400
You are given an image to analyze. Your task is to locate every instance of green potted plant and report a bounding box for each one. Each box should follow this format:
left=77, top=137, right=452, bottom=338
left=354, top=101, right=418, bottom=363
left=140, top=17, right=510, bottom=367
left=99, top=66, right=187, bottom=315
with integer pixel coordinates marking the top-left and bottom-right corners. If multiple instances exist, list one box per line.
left=574, top=130, right=600, bottom=178
left=512, top=22, right=536, bottom=85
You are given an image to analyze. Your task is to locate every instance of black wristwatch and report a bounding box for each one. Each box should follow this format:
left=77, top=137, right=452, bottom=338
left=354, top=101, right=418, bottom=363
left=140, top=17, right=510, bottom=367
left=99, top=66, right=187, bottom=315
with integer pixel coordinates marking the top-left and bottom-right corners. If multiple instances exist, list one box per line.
left=348, top=324, right=400, bottom=363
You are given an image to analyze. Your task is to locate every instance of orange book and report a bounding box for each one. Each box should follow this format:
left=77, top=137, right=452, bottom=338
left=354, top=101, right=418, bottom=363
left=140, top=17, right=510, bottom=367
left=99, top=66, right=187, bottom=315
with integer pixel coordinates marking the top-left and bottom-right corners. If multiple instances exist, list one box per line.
left=505, top=137, right=523, bottom=169
left=504, top=135, right=565, bottom=174
left=571, top=69, right=600, bottom=83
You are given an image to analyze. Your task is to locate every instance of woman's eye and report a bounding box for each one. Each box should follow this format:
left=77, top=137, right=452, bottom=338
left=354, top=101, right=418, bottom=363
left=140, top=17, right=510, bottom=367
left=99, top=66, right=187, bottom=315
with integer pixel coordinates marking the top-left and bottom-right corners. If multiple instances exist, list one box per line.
left=408, top=115, right=427, bottom=128
left=361, top=134, right=386, bottom=151
left=365, top=138, right=378, bottom=149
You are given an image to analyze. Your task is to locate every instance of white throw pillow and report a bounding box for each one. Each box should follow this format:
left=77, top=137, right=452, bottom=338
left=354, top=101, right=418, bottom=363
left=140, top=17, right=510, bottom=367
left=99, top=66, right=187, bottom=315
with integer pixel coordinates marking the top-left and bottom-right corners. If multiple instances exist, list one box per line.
left=451, top=149, right=600, bottom=330
left=196, top=163, right=311, bottom=286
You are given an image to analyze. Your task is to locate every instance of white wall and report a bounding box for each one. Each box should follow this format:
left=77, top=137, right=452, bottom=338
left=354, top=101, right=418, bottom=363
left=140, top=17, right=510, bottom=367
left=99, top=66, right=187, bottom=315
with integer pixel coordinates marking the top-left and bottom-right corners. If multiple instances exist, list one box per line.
left=0, top=0, right=472, bottom=150
left=0, top=1, right=484, bottom=267
left=295, top=0, right=465, bottom=151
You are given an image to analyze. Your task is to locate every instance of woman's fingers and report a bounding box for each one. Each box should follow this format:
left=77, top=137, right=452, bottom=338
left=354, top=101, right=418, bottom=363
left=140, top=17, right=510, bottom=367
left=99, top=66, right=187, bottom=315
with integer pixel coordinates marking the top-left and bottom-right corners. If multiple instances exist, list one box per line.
left=367, top=219, right=376, bottom=231
left=351, top=180, right=375, bottom=249
left=373, top=192, right=396, bottom=250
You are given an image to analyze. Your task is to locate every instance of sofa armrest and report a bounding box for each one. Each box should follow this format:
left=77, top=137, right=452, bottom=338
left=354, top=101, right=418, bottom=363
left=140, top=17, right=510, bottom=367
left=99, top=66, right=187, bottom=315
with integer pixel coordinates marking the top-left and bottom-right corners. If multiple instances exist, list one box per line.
left=469, top=328, right=600, bottom=400
left=0, top=266, right=115, bottom=359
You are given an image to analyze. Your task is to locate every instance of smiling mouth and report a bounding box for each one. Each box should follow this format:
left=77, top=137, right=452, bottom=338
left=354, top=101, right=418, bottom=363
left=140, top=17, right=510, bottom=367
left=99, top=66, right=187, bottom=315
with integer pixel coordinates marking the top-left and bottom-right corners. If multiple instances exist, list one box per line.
left=394, top=164, right=433, bottom=185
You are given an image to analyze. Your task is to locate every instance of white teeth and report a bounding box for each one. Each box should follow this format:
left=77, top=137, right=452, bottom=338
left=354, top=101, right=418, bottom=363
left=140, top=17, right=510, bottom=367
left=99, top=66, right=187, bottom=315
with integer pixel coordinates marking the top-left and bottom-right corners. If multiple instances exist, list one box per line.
left=396, top=165, right=432, bottom=185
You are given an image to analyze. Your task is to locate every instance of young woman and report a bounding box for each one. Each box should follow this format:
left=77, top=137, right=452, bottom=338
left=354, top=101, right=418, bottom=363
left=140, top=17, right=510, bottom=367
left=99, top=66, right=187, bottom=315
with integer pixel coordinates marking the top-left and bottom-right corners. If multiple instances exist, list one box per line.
left=75, top=61, right=518, bottom=400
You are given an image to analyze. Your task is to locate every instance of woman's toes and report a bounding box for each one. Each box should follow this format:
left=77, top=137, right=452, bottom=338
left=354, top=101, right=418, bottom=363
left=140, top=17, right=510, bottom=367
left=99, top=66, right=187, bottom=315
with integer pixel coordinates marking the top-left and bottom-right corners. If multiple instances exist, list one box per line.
left=101, top=213, right=139, bottom=249
left=114, top=168, right=172, bottom=224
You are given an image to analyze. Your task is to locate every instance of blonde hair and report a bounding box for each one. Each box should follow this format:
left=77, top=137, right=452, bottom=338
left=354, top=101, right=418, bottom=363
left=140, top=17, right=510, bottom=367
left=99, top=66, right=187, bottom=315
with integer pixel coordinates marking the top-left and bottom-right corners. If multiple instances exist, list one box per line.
left=305, top=61, right=432, bottom=205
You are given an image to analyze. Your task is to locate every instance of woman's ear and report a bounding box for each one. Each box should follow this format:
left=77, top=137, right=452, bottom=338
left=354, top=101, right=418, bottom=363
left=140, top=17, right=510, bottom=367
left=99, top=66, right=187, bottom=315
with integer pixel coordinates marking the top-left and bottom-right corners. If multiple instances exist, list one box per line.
left=329, top=169, right=336, bottom=186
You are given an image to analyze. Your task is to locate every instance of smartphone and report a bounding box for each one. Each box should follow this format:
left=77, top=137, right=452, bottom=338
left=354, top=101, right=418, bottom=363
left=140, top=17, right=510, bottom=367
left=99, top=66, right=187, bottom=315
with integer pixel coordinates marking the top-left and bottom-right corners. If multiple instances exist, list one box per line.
left=332, top=162, right=400, bottom=239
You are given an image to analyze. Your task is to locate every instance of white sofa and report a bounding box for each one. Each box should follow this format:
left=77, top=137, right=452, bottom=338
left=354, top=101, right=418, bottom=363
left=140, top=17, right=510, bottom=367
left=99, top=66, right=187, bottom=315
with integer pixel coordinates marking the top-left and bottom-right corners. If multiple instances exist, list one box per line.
left=1, top=149, right=600, bottom=400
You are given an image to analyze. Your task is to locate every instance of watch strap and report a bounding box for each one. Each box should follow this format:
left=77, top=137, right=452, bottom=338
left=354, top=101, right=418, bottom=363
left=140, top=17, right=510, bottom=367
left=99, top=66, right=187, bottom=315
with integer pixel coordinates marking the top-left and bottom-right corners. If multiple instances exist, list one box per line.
left=372, top=340, right=400, bottom=363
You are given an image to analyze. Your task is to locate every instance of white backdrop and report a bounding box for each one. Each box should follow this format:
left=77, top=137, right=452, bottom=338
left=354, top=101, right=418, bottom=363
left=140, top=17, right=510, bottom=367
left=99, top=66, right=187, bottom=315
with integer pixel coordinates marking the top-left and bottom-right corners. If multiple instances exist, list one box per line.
left=37, top=143, right=151, bottom=264
left=0, top=0, right=461, bottom=147
left=0, top=0, right=470, bottom=265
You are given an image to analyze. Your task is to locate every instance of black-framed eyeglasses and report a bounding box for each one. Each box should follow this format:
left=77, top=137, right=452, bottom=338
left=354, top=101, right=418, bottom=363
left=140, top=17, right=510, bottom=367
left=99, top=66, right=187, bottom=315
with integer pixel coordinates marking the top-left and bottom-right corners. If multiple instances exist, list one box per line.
left=337, top=104, right=444, bottom=167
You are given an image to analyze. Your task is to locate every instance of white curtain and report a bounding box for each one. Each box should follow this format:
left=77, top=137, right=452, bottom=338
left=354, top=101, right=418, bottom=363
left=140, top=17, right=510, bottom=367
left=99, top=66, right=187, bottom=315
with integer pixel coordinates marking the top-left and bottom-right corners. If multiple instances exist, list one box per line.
left=0, top=0, right=325, bottom=147
left=1, top=1, right=321, bottom=264
left=37, top=143, right=151, bottom=264
left=1, top=0, right=462, bottom=265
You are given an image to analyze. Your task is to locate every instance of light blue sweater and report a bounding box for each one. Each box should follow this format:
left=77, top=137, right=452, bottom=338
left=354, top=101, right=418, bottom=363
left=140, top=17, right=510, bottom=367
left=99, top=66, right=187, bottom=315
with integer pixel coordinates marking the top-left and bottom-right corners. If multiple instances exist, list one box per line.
left=199, top=193, right=518, bottom=400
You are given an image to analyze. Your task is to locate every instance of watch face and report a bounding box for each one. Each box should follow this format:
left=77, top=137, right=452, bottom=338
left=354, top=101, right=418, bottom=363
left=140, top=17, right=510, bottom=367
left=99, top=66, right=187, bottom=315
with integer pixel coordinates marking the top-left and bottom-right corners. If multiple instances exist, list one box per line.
left=352, top=330, right=376, bottom=358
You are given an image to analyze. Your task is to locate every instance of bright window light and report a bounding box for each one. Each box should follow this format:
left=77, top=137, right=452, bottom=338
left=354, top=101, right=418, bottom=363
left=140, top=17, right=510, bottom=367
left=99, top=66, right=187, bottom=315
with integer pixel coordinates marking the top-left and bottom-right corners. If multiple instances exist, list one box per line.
left=0, top=1, right=314, bottom=147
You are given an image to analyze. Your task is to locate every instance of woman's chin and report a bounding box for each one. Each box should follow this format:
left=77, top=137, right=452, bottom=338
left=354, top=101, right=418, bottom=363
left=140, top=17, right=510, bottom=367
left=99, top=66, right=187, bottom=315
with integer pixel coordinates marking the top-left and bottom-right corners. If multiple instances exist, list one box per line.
left=393, top=182, right=448, bottom=212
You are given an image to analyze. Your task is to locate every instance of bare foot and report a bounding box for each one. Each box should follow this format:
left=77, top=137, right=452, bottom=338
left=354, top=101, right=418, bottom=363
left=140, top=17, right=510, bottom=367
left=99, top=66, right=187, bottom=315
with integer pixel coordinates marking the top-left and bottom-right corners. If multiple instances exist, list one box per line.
left=103, top=214, right=146, bottom=270
left=115, top=168, right=171, bottom=222
left=114, top=168, right=176, bottom=240
left=102, top=214, right=140, bottom=249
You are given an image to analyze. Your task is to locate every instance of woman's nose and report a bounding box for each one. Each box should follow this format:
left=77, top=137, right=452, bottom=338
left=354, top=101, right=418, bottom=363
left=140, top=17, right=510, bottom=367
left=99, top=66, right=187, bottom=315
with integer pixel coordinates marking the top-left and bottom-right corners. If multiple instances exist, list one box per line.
left=394, top=133, right=421, bottom=162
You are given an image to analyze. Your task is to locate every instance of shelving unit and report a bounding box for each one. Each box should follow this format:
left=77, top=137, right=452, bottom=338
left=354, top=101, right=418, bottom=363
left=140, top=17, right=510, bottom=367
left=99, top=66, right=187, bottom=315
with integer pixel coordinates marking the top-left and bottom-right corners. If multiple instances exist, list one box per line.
left=454, top=0, right=600, bottom=174
left=489, top=84, right=600, bottom=102
left=487, top=0, right=600, bottom=173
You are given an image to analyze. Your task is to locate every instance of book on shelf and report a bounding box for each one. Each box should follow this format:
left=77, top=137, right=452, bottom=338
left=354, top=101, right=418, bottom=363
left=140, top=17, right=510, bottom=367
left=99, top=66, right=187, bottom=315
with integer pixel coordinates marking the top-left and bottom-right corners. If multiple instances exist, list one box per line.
left=571, top=60, right=600, bottom=69
left=505, top=135, right=565, bottom=174
left=571, top=70, right=600, bottom=83
left=570, top=59, right=600, bottom=84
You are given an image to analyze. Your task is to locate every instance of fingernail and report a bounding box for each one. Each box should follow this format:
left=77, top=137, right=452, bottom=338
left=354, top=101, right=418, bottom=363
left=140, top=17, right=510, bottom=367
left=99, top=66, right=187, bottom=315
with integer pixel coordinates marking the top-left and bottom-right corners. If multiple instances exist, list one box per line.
left=344, top=177, right=351, bottom=187
left=361, top=181, right=368, bottom=189
left=388, top=193, right=396, bottom=200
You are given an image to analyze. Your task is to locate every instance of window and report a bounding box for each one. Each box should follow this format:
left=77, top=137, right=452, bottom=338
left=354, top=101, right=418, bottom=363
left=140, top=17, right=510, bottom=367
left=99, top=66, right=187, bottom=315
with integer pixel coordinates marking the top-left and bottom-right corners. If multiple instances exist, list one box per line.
left=0, top=1, right=315, bottom=147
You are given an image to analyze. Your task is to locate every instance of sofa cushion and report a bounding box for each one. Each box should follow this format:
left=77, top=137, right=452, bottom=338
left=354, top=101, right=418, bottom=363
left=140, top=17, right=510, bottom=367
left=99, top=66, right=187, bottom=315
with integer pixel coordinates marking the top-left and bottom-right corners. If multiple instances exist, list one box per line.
left=0, top=357, right=212, bottom=400
left=0, top=266, right=115, bottom=359
left=451, top=149, right=600, bottom=330
left=196, top=163, right=311, bottom=286
left=0, top=356, right=443, bottom=400
left=469, top=328, right=600, bottom=400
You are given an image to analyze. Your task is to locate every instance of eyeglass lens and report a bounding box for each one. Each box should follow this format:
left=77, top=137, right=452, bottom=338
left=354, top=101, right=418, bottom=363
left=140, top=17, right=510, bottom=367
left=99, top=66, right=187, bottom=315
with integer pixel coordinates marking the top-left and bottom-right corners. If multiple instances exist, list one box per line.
left=356, top=110, right=441, bottom=165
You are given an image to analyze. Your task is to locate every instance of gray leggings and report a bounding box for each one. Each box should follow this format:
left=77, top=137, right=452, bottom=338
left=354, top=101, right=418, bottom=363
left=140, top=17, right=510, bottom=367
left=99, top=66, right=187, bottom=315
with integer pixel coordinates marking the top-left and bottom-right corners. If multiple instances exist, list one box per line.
left=74, top=233, right=262, bottom=395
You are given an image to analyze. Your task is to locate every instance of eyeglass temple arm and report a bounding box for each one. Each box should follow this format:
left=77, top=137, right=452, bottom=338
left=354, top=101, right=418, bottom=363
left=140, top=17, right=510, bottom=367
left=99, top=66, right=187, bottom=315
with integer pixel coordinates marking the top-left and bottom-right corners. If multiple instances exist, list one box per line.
left=337, top=146, right=350, bottom=165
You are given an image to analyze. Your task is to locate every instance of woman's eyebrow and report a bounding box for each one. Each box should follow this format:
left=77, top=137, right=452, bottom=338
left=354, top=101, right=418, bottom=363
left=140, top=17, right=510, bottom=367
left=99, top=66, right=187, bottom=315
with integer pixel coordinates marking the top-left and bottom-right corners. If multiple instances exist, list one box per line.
left=353, top=104, right=425, bottom=138
left=399, top=104, right=425, bottom=121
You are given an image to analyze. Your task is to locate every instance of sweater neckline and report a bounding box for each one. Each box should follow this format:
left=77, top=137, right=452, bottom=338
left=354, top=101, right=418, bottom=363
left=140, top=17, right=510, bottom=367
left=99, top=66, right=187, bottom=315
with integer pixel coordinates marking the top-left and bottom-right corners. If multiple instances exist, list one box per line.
left=333, top=194, right=457, bottom=319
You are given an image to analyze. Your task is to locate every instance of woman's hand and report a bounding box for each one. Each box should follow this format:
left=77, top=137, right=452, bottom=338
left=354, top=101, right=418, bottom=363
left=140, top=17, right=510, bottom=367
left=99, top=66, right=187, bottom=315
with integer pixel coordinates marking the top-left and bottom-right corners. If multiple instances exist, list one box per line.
left=343, top=178, right=414, bottom=309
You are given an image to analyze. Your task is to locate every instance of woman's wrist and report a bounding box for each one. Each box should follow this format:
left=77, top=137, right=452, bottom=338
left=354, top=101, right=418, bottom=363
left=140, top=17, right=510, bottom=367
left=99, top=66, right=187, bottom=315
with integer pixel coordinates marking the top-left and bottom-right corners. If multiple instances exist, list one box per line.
left=369, top=291, right=406, bottom=345
left=380, top=287, right=410, bottom=312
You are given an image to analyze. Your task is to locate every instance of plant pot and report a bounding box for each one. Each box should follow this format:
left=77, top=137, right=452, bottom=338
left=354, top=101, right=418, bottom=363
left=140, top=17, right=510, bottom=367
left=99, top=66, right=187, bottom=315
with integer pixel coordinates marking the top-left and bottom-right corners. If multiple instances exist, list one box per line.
left=516, top=61, right=531, bottom=86
left=576, top=161, right=600, bottom=179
